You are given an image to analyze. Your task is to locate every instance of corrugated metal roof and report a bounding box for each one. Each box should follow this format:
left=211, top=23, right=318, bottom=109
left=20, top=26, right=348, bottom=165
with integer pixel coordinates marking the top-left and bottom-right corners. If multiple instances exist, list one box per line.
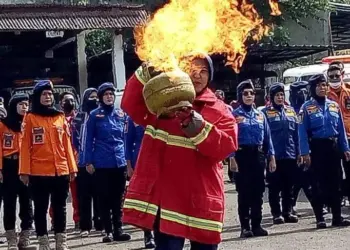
left=0, top=4, right=148, bottom=30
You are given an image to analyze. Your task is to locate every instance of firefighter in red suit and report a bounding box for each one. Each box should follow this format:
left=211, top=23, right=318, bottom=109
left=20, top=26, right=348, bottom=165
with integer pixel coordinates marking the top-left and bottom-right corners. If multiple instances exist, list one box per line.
left=121, top=55, right=238, bottom=250
left=49, top=92, right=80, bottom=230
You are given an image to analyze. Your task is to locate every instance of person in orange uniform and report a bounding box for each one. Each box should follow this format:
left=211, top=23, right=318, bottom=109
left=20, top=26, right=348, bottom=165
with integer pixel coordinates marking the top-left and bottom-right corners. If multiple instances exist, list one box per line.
left=49, top=92, right=80, bottom=231
left=122, top=56, right=238, bottom=249
left=327, top=64, right=350, bottom=203
left=19, top=80, right=78, bottom=250
left=0, top=93, right=34, bottom=250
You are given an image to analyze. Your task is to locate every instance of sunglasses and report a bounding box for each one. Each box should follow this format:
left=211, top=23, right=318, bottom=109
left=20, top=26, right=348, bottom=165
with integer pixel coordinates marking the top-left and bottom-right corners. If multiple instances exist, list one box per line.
left=243, top=91, right=255, bottom=96
left=328, top=74, right=341, bottom=79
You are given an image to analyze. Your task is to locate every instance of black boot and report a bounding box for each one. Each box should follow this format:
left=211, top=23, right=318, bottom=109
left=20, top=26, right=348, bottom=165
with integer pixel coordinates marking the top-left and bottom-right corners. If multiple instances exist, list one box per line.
left=102, top=233, right=113, bottom=243
left=252, top=226, right=268, bottom=237
left=284, top=214, right=298, bottom=223
left=316, top=220, right=327, bottom=229
left=144, top=231, right=155, bottom=249
left=273, top=216, right=284, bottom=225
left=332, top=217, right=350, bottom=227
left=240, top=228, right=253, bottom=238
left=113, top=228, right=131, bottom=241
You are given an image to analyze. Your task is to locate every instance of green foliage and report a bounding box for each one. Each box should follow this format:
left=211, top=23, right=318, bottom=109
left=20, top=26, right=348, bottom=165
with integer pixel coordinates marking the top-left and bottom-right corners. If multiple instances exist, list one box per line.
left=85, top=30, right=112, bottom=58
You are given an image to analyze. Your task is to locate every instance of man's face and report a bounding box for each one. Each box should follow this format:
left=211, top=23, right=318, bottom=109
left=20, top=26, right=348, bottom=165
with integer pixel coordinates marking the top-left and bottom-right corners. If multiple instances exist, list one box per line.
left=328, top=69, right=343, bottom=83
left=189, top=59, right=209, bottom=94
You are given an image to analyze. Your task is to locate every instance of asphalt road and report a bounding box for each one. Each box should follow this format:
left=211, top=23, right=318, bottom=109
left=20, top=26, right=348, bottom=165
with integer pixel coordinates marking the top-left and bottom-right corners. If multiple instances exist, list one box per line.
left=1, top=171, right=350, bottom=250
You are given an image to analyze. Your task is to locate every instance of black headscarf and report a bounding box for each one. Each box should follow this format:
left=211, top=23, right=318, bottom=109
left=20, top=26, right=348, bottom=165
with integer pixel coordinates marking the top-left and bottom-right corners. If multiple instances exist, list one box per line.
left=3, top=93, right=29, bottom=132
left=269, top=82, right=285, bottom=109
left=30, top=80, right=62, bottom=117
left=308, top=74, right=328, bottom=103
left=236, top=79, right=255, bottom=112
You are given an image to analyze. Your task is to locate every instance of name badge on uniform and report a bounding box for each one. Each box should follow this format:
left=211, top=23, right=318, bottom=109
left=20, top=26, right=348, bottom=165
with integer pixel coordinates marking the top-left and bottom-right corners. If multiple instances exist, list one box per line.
left=32, top=127, right=44, bottom=145
left=3, top=133, right=14, bottom=149
left=345, top=97, right=350, bottom=110
left=256, top=113, right=264, bottom=122
left=236, top=116, right=245, bottom=123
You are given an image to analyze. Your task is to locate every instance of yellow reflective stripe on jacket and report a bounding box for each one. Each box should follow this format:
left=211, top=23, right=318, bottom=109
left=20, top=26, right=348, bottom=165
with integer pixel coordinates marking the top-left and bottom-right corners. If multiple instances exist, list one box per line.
left=161, top=208, right=223, bottom=232
left=191, top=122, right=213, bottom=145
left=145, top=125, right=196, bottom=149
left=124, top=198, right=158, bottom=216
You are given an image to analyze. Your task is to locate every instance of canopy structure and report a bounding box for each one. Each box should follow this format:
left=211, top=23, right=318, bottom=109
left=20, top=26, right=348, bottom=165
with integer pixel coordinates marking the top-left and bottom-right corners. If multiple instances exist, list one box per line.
left=0, top=3, right=147, bottom=30
left=330, top=2, right=350, bottom=47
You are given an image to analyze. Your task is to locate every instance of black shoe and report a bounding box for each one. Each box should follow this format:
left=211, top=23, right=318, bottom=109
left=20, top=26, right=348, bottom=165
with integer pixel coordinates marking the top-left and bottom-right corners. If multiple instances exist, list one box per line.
left=75, top=222, right=80, bottom=231
left=273, top=216, right=285, bottom=225
left=252, top=227, right=268, bottom=237
left=292, top=207, right=300, bottom=217
left=94, top=220, right=104, bottom=232
left=316, top=221, right=327, bottom=229
left=113, top=230, right=131, bottom=242
left=102, top=233, right=113, bottom=243
left=144, top=231, right=155, bottom=249
left=332, top=218, right=350, bottom=227
left=240, top=229, right=254, bottom=238
left=284, top=214, right=298, bottom=223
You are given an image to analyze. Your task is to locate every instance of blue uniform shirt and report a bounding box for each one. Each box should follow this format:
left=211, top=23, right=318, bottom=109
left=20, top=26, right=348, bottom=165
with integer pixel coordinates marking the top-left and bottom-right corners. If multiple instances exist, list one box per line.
left=82, top=107, right=126, bottom=168
left=262, top=105, right=299, bottom=160
left=299, top=98, right=349, bottom=155
left=124, top=117, right=145, bottom=169
left=232, top=105, right=275, bottom=156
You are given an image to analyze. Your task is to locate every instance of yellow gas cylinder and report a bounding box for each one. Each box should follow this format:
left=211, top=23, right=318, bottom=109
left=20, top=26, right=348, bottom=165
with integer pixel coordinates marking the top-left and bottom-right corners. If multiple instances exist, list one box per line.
left=143, top=70, right=196, bottom=117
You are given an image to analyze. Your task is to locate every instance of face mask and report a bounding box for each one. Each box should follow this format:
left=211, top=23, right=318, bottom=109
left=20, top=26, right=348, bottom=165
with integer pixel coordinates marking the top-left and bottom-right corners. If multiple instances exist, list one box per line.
left=63, top=101, right=74, bottom=113
left=329, top=80, right=341, bottom=89
left=86, top=99, right=98, bottom=111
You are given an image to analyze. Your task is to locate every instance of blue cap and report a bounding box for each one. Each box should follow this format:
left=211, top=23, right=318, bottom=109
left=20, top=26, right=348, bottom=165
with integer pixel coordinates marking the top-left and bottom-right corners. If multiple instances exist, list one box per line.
left=97, top=82, right=115, bottom=98
left=33, top=80, right=54, bottom=94
left=269, top=82, right=284, bottom=97
left=308, top=74, right=327, bottom=86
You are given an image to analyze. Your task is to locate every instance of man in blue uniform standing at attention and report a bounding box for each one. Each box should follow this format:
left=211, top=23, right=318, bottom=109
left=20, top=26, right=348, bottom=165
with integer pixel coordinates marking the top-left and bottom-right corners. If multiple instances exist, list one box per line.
left=124, top=117, right=155, bottom=249
left=299, top=74, right=350, bottom=229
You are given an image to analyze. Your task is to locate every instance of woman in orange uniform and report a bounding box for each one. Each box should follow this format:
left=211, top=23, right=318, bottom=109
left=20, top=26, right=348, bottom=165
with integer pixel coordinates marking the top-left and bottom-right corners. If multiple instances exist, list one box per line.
left=19, top=80, right=78, bottom=250
left=0, top=93, right=34, bottom=250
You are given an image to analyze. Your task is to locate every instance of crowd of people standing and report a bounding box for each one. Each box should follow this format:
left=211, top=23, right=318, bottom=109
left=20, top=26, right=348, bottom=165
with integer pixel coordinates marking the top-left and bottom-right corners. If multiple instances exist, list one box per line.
left=0, top=57, right=350, bottom=250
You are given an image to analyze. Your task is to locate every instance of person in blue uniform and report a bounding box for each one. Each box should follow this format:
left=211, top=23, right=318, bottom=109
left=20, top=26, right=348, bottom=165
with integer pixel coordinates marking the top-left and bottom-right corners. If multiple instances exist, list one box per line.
left=288, top=81, right=314, bottom=216
left=82, top=82, right=131, bottom=242
left=124, top=117, right=155, bottom=249
left=262, top=83, right=299, bottom=224
left=299, top=74, right=350, bottom=228
left=72, top=88, right=103, bottom=236
left=231, top=79, right=276, bottom=238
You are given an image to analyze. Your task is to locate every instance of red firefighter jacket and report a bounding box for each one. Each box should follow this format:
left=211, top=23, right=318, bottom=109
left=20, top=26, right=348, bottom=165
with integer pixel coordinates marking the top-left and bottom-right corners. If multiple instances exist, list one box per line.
left=121, top=68, right=238, bottom=244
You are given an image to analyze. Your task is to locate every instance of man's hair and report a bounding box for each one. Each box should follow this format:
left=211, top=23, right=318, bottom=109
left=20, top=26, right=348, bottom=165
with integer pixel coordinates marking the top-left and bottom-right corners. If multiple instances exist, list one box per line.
left=59, top=92, right=74, bottom=102
left=327, top=64, right=343, bottom=75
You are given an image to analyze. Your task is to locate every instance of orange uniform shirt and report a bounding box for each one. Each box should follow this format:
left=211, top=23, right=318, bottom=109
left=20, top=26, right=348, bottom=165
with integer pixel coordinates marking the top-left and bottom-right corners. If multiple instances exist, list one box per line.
left=19, top=113, right=78, bottom=176
left=0, top=122, right=21, bottom=170
left=328, top=85, right=350, bottom=139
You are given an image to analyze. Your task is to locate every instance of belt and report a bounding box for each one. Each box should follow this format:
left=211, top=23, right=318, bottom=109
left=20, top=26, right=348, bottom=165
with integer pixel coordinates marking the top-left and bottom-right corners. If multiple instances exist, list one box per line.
left=4, top=153, right=19, bottom=160
left=238, top=145, right=263, bottom=151
left=311, top=137, right=337, bottom=142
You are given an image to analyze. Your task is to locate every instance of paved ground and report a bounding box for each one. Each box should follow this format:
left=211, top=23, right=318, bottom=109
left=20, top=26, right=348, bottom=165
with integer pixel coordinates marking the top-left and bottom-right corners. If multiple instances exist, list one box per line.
left=1, top=171, right=350, bottom=249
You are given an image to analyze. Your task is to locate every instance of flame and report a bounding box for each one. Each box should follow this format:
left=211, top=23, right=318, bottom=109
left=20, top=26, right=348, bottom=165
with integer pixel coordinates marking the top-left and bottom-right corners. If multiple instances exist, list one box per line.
left=134, top=0, right=279, bottom=73
left=269, top=0, right=282, bottom=16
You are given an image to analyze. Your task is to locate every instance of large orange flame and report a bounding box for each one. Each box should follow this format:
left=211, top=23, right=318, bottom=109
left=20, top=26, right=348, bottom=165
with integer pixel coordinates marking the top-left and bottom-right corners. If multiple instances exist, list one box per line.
left=134, top=0, right=280, bottom=73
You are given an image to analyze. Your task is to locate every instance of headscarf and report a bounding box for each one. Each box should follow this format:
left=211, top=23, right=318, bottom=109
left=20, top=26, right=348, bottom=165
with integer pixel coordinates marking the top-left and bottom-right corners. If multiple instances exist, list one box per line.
left=30, top=80, right=62, bottom=117
left=308, top=74, right=328, bottom=102
left=80, top=88, right=98, bottom=113
left=97, top=82, right=115, bottom=112
left=2, top=93, right=29, bottom=132
left=269, top=82, right=285, bottom=108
